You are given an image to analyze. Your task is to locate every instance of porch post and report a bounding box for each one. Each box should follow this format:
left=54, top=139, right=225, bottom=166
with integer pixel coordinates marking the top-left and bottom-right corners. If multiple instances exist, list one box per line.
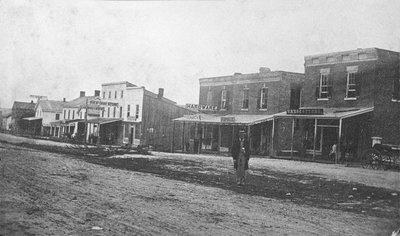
left=247, top=125, right=251, bottom=154
left=181, top=122, right=185, bottom=152
left=218, top=124, right=221, bottom=153
left=291, top=118, right=295, bottom=160
left=313, top=119, right=317, bottom=161
left=97, top=123, right=101, bottom=145
left=195, top=123, right=199, bottom=154
left=337, top=118, right=343, bottom=164
left=171, top=120, right=176, bottom=153
left=271, top=118, right=275, bottom=157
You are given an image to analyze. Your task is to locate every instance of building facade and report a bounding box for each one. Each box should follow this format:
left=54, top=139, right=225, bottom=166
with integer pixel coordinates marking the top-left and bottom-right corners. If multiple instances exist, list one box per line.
left=11, top=101, right=37, bottom=134
left=174, top=67, right=304, bottom=155
left=34, top=99, right=66, bottom=136
left=274, top=48, right=400, bottom=161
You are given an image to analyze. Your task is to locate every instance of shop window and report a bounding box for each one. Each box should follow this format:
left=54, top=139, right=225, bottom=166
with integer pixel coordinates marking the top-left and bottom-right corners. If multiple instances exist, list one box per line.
left=135, top=105, right=139, bottom=119
left=242, top=88, right=249, bottom=109
left=206, top=90, right=213, bottom=106
left=127, top=105, right=130, bottom=117
left=220, top=90, right=227, bottom=110
left=55, top=114, right=60, bottom=120
left=260, top=87, right=268, bottom=109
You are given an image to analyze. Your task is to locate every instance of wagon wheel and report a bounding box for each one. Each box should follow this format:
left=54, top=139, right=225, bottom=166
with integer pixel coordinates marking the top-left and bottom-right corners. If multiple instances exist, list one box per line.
left=361, top=149, right=382, bottom=169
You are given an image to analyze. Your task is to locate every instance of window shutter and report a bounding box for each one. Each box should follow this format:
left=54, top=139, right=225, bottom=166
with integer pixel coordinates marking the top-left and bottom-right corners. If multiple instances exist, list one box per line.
left=354, top=73, right=361, bottom=97
left=314, top=78, right=320, bottom=98
left=226, top=90, right=230, bottom=110
left=327, top=76, right=333, bottom=98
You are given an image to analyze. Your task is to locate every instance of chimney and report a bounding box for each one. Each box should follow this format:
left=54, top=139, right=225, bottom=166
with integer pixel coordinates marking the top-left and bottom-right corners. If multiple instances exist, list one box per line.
left=158, top=88, right=164, bottom=98
left=63, top=98, right=66, bottom=102
left=80, top=91, right=85, bottom=97
left=94, top=90, right=100, bottom=97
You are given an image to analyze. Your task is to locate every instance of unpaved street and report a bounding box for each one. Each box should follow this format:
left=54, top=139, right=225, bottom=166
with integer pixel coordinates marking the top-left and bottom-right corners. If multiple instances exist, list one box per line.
left=0, top=142, right=399, bottom=235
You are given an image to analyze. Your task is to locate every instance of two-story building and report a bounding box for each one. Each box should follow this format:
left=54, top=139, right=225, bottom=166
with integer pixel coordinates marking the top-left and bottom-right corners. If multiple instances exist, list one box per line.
left=174, top=67, right=304, bottom=155
left=34, top=99, right=66, bottom=136
left=11, top=101, right=37, bottom=134
left=86, top=81, right=194, bottom=150
left=273, top=48, right=399, bottom=162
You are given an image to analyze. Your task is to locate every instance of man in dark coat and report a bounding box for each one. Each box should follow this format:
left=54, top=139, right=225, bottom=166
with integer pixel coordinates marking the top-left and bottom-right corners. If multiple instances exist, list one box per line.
left=231, top=129, right=250, bottom=185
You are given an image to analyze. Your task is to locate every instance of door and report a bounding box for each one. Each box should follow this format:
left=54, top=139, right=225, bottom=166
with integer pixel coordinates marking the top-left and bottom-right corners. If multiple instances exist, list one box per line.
left=130, top=126, right=135, bottom=144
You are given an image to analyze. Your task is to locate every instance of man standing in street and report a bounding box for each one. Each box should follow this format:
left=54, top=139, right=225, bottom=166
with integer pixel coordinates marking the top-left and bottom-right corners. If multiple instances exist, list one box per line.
left=231, top=129, right=250, bottom=185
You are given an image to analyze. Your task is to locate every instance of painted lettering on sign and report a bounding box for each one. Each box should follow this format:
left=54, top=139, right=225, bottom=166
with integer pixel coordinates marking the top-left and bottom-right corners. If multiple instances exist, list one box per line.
left=221, top=117, right=235, bottom=123
left=89, top=100, right=119, bottom=107
left=186, top=104, right=218, bottom=111
left=286, top=109, right=324, bottom=115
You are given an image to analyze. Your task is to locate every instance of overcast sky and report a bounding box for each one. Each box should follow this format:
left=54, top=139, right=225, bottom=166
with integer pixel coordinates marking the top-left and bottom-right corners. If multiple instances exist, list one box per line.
left=1, top=0, right=399, bottom=108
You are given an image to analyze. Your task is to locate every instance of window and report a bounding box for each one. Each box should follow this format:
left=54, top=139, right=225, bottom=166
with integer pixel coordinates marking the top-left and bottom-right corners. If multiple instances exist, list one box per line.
left=260, top=87, right=268, bottom=109
left=346, top=72, right=358, bottom=98
left=114, top=91, right=117, bottom=99
left=68, top=110, right=70, bottom=120
left=121, top=90, right=123, bottom=98
left=319, top=74, right=329, bottom=99
left=206, top=90, right=213, bottom=106
left=113, top=107, right=116, bottom=118
left=107, top=107, right=110, bottom=117
left=358, top=53, right=367, bottom=60
left=327, top=57, right=335, bottom=63
left=316, top=69, right=332, bottom=99
left=127, top=105, right=130, bottom=117
left=63, top=110, right=66, bottom=119
left=220, top=90, right=227, bottom=110
left=81, top=111, right=83, bottom=119
left=135, top=105, right=140, bottom=119
left=55, top=114, right=60, bottom=120
left=101, top=109, right=104, bottom=118
left=108, top=91, right=111, bottom=99
left=120, top=106, right=123, bottom=118
left=103, top=92, right=105, bottom=99
left=312, top=58, right=319, bottom=64
left=72, top=110, right=75, bottom=120
left=242, top=88, right=249, bottom=109
left=342, top=54, right=350, bottom=61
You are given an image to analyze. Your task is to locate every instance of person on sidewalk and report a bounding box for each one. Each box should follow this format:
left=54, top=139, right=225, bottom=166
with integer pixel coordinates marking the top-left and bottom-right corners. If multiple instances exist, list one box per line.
left=231, top=129, right=250, bottom=185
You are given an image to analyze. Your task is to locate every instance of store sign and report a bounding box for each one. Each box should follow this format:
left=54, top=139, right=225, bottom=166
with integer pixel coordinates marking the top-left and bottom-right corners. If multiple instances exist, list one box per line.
left=186, top=104, right=218, bottom=111
left=127, top=116, right=137, bottom=121
left=89, top=100, right=119, bottom=107
left=221, top=116, right=235, bottom=123
left=286, top=108, right=324, bottom=115
left=183, top=114, right=202, bottom=120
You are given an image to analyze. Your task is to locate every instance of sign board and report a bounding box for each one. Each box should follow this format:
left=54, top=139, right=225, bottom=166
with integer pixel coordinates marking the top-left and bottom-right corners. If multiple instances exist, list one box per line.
left=186, top=104, right=218, bottom=111
left=183, top=114, right=202, bottom=120
left=286, top=108, right=324, bottom=115
left=127, top=116, right=137, bottom=121
left=89, top=100, right=119, bottom=107
left=221, top=116, right=235, bottom=123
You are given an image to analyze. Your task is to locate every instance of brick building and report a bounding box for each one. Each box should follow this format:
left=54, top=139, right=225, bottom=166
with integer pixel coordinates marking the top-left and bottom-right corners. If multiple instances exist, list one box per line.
left=174, top=67, right=304, bottom=154
left=274, top=48, right=399, bottom=161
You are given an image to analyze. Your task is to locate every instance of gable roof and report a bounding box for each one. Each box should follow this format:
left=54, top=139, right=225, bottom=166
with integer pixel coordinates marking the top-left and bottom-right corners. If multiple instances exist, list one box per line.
left=38, top=100, right=66, bottom=112
left=12, top=101, right=36, bottom=111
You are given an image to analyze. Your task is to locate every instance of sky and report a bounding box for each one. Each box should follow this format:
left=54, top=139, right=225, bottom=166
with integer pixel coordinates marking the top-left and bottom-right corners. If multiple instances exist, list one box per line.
left=1, top=0, right=400, bottom=108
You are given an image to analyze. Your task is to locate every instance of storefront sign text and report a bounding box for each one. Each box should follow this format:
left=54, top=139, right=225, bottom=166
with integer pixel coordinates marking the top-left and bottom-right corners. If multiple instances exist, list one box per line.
left=286, top=108, right=324, bottom=115
left=186, top=104, right=218, bottom=111
left=221, top=117, right=235, bottom=123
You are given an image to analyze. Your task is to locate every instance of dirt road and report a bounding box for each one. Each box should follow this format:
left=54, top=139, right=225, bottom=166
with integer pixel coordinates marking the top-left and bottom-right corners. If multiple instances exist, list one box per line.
left=0, top=143, right=399, bottom=235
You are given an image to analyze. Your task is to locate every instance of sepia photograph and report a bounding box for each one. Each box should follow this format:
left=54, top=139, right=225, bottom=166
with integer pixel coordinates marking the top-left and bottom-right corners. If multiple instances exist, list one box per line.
left=0, top=0, right=399, bottom=235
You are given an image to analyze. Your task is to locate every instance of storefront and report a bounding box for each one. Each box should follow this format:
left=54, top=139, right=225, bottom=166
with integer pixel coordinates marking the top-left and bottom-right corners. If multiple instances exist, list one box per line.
left=273, top=107, right=373, bottom=162
left=173, top=113, right=276, bottom=155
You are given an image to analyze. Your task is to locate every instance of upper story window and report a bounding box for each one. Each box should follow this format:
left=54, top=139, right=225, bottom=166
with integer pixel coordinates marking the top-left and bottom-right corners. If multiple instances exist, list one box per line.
left=103, top=92, right=105, bottom=99
left=120, top=106, right=123, bottom=118
left=68, top=110, right=70, bottom=120
left=108, top=91, right=111, bottom=99
left=135, top=105, right=140, bottom=119
left=206, top=89, right=213, bottom=106
left=327, top=56, right=335, bottom=63
left=72, top=110, right=75, bottom=120
left=342, top=54, right=350, bottom=61
left=121, top=90, right=124, bottom=98
left=220, top=89, right=227, bottom=110
left=55, top=114, right=60, bottom=120
left=127, top=105, right=131, bottom=117
left=312, top=58, right=319, bottom=64
left=113, top=107, right=116, bottom=118
left=114, top=91, right=117, bottom=99
left=63, top=110, right=66, bottom=119
left=107, top=107, right=110, bottom=117
left=260, top=87, right=268, bottom=109
left=358, top=53, right=368, bottom=60
left=346, top=66, right=359, bottom=99
left=242, top=88, right=249, bottom=109
left=316, top=68, right=332, bottom=99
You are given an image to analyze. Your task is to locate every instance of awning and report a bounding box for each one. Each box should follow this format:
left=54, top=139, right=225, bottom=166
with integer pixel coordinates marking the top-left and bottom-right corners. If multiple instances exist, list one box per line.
left=22, top=117, right=43, bottom=121
left=174, top=113, right=276, bottom=125
left=274, top=107, right=374, bottom=119
left=86, top=118, right=123, bottom=125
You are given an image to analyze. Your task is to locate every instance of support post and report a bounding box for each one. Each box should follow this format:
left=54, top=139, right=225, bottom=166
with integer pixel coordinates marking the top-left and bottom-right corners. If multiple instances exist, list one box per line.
left=171, top=121, right=176, bottom=153
left=291, top=118, right=295, bottom=160
left=313, top=119, right=318, bottom=161
left=247, top=125, right=251, bottom=155
left=195, top=123, right=199, bottom=154
left=271, top=119, right=275, bottom=157
left=337, top=118, right=343, bottom=164
left=218, top=124, right=221, bottom=153
left=181, top=122, right=185, bottom=152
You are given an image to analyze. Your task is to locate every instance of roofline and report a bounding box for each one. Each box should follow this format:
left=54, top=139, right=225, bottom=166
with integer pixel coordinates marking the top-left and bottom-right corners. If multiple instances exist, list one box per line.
left=101, top=81, right=136, bottom=87
left=304, top=47, right=399, bottom=60
left=198, top=70, right=303, bottom=82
